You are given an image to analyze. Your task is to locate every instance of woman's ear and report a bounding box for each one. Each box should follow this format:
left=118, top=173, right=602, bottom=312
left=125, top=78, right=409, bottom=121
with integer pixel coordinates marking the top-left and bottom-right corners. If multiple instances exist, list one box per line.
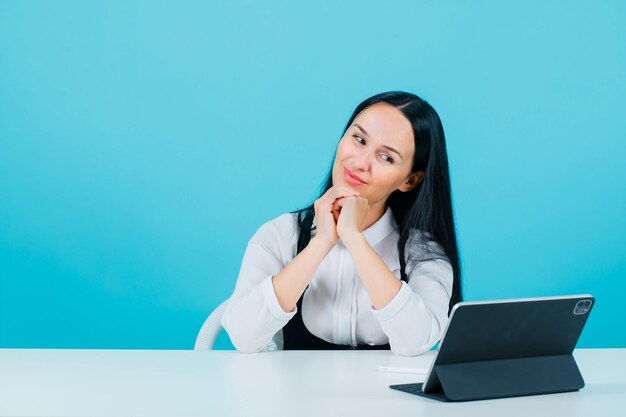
left=398, top=171, right=424, bottom=193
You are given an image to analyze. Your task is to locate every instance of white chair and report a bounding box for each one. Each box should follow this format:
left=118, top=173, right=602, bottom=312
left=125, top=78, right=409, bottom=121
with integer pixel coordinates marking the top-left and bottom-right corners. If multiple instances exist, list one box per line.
left=194, top=299, right=280, bottom=351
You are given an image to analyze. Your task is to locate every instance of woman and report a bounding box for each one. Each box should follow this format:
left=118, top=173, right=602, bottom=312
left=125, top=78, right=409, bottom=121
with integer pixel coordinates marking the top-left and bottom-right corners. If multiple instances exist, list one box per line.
left=222, top=91, right=462, bottom=356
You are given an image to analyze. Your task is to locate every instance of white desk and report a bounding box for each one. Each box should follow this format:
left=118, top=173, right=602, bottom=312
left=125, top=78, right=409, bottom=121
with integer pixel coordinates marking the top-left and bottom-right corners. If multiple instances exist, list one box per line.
left=0, top=349, right=624, bottom=417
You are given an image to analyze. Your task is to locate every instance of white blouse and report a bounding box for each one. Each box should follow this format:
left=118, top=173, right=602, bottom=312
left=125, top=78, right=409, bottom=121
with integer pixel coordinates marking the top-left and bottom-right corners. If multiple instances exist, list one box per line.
left=221, top=206, right=454, bottom=356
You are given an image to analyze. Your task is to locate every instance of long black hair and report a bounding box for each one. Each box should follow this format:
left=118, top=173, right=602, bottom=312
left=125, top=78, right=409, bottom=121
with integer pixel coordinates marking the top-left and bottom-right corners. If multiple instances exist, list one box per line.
left=292, top=91, right=462, bottom=313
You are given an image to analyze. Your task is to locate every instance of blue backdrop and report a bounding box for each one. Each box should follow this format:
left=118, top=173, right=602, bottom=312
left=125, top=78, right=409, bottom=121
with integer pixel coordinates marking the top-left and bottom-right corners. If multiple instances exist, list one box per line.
left=1, top=1, right=624, bottom=350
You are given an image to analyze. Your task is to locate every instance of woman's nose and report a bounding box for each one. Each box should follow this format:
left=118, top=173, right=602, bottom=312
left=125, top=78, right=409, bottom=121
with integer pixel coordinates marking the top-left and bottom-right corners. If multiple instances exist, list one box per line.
left=352, top=150, right=372, bottom=170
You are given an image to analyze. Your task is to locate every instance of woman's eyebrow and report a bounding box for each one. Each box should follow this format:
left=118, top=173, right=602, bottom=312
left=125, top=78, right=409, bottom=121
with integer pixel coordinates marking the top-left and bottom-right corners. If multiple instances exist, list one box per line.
left=353, top=123, right=404, bottom=161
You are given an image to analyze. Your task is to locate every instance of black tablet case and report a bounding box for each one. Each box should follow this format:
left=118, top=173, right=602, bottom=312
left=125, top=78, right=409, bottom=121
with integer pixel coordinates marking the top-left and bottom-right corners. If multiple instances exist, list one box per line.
left=390, top=296, right=594, bottom=402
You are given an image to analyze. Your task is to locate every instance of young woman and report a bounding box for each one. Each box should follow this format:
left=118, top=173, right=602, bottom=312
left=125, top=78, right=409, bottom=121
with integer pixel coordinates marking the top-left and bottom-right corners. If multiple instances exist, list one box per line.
left=222, top=91, right=462, bottom=356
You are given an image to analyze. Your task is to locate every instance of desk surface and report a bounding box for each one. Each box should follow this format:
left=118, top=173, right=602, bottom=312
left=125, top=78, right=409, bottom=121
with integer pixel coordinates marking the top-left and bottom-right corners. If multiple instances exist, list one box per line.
left=1, top=348, right=624, bottom=417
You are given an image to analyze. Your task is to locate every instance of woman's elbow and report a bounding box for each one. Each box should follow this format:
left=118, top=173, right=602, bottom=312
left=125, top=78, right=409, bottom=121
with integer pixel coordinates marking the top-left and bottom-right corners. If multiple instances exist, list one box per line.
left=388, top=320, right=443, bottom=357
left=222, top=319, right=264, bottom=354
left=390, top=340, right=435, bottom=357
left=231, top=337, right=264, bottom=354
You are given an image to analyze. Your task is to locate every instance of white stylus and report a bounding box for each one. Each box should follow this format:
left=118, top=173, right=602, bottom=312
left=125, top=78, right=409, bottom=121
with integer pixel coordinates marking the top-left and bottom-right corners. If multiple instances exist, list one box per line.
left=378, top=366, right=428, bottom=375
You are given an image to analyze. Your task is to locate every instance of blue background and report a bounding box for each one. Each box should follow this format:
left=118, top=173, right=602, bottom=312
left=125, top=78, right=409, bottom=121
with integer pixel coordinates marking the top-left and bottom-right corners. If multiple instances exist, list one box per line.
left=1, top=1, right=624, bottom=350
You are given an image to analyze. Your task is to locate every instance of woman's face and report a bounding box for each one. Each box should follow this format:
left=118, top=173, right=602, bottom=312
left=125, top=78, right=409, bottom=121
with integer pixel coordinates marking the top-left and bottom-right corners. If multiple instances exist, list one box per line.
left=332, top=102, right=423, bottom=209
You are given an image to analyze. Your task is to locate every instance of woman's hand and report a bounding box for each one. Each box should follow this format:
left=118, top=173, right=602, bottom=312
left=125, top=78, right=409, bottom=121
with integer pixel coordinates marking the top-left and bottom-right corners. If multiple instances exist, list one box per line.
left=336, top=196, right=370, bottom=241
left=313, top=186, right=360, bottom=248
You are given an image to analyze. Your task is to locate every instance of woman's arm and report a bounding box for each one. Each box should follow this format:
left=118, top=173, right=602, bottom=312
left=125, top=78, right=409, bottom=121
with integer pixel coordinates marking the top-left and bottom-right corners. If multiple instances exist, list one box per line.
left=372, top=258, right=452, bottom=356
left=271, top=237, right=333, bottom=312
left=271, top=186, right=361, bottom=312
left=343, top=232, right=452, bottom=356
left=341, top=233, right=402, bottom=309
left=222, top=187, right=359, bottom=353
left=336, top=197, right=452, bottom=356
left=336, top=196, right=402, bottom=309
left=221, top=217, right=299, bottom=353
left=223, top=234, right=333, bottom=353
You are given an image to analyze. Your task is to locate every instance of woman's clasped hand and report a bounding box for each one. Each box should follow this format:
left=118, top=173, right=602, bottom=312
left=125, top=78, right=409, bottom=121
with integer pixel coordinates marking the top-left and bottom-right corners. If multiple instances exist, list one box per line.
left=312, top=186, right=370, bottom=247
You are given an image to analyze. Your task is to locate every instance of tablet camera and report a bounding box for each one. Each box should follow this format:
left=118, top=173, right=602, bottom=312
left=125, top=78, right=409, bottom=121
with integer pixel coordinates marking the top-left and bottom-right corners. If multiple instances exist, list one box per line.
left=574, top=299, right=592, bottom=315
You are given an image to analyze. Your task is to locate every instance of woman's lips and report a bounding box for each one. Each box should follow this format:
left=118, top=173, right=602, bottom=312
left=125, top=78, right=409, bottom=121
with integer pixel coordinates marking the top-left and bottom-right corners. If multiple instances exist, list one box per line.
left=344, top=168, right=366, bottom=185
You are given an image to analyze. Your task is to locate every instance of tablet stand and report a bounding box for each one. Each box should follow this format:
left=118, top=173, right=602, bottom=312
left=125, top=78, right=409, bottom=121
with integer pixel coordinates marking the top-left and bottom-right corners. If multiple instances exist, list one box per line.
left=390, top=353, right=585, bottom=402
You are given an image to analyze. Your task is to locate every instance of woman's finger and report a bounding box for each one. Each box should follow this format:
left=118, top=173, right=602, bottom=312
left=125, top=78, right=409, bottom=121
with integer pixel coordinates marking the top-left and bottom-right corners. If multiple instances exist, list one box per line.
left=317, top=187, right=359, bottom=213
left=335, top=195, right=360, bottom=207
left=323, top=186, right=359, bottom=198
left=327, top=188, right=359, bottom=203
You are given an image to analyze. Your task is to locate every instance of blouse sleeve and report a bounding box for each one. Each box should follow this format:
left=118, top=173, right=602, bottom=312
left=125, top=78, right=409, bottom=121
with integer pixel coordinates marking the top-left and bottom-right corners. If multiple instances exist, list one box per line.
left=370, top=246, right=453, bottom=357
left=221, top=215, right=298, bottom=353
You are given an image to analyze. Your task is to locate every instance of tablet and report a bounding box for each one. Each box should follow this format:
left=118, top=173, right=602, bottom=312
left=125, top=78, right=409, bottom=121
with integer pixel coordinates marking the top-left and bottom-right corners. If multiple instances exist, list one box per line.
left=390, top=294, right=595, bottom=401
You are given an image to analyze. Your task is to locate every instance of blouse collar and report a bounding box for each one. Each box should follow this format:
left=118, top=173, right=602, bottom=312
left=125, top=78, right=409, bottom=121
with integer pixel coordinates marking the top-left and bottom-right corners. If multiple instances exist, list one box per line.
left=362, top=205, right=397, bottom=247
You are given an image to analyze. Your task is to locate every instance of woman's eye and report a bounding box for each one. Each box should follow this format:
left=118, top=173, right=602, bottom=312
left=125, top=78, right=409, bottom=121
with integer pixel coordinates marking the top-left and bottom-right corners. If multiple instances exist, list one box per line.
left=353, top=135, right=365, bottom=145
left=380, top=154, right=394, bottom=164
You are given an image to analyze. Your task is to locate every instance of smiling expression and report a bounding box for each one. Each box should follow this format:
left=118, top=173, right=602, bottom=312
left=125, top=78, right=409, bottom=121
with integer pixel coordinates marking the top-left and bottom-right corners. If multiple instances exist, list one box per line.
left=331, top=102, right=423, bottom=211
